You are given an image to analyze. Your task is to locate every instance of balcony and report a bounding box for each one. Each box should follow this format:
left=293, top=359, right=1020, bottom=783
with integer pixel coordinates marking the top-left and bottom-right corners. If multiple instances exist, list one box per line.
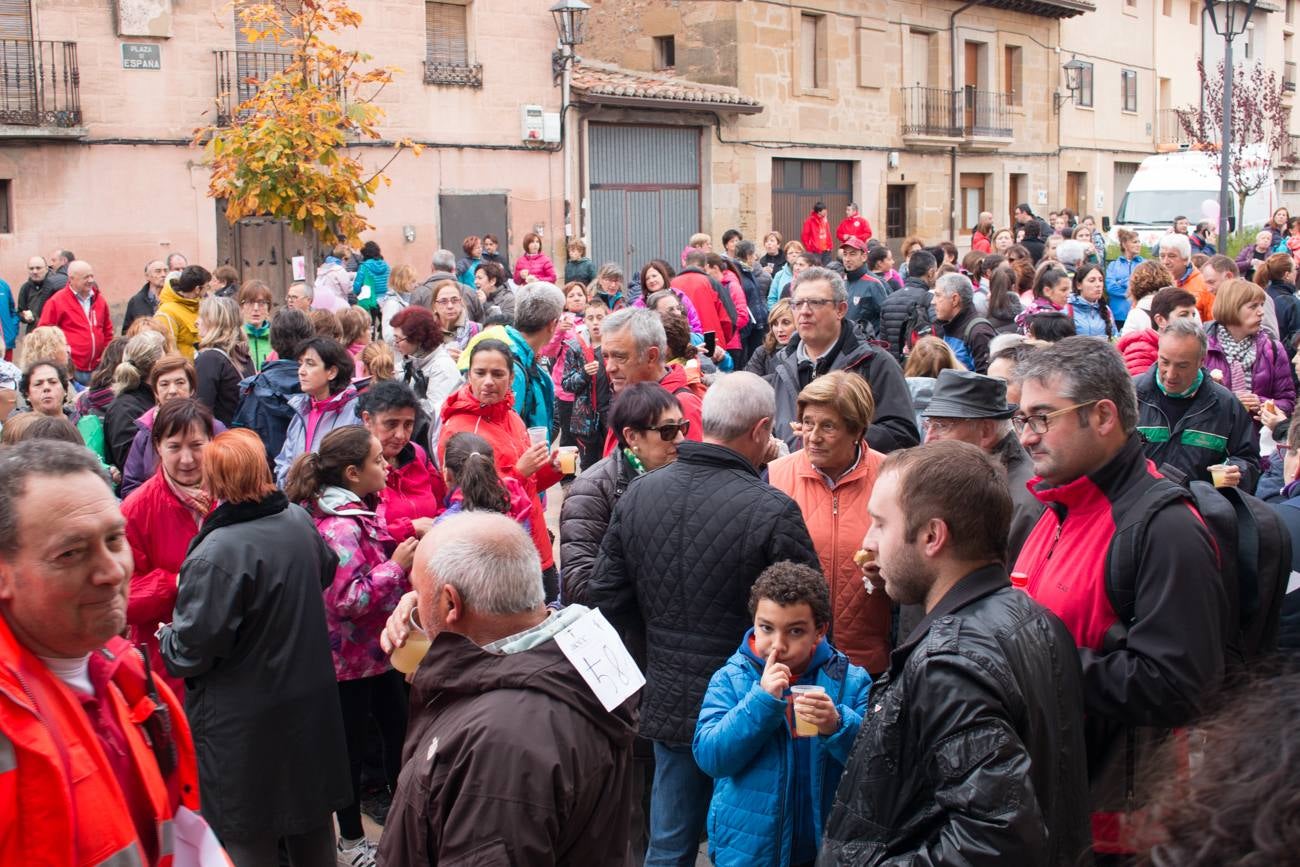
left=213, top=49, right=293, bottom=126
left=1157, top=108, right=1193, bottom=149
left=423, top=61, right=482, bottom=88
left=0, top=40, right=83, bottom=137
left=1281, top=133, right=1300, bottom=167
left=900, top=86, right=1013, bottom=149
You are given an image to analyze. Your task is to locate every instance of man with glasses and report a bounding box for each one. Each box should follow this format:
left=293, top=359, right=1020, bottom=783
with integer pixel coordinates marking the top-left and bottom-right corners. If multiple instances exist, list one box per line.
left=599, top=308, right=704, bottom=455
left=920, top=369, right=1042, bottom=559
left=122, top=259, right=166, bottom=333
left=16, top=255, right=66, bottom=333
left=284, top=281, right=313, bottom=312
left=769, top=266, right=918, bottom=452
left=1011, top=336, right=1224, bottom=863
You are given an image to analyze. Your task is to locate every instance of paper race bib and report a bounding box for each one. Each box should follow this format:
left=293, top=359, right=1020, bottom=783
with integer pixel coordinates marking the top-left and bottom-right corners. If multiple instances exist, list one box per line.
left=554, top=608, right=645, bottom=712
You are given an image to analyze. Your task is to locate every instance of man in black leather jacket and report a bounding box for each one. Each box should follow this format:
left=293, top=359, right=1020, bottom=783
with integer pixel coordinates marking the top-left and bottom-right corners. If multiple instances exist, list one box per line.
left=820, top=440, right=1092, bottom=867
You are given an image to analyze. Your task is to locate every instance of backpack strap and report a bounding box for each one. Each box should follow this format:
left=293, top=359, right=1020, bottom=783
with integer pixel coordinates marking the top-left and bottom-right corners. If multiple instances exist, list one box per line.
left=1103, top=476, right=1190, bottom=652
left=960, top=316, right=991, bottom=344
left=1221, top=486, right=1261, bottom=629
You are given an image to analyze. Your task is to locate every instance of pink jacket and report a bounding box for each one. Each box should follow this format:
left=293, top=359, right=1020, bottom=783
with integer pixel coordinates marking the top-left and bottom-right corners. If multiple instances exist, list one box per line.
left=513, top=252, right=557, bottom=285
left=312, top=487, right=410, bottom=681
left=719, top=270, right=750, bottom=350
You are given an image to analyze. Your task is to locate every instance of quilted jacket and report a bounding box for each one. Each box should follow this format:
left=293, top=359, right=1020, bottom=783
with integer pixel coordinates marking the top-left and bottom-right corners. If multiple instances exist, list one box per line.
left=694, top=632, right=870, bottom=867
left=559, top=450, right=638, bottom=605
left=1204, top=322, right=1297, bottom=417
left=766, top=447, right=892, bottom=675
left=588, top=441, right=820, bottom=744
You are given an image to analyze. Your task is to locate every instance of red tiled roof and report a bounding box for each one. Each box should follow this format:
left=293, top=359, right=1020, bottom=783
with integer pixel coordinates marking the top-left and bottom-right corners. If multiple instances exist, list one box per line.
left=570, top=60, right=762, bottom=114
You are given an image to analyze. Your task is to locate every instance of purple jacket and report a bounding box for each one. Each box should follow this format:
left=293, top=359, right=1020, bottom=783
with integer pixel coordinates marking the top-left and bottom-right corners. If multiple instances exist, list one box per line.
left=1236, top=244, right=1271, bottom=280
left=633, top=286, right=704, bottom=333
left=311, top=486, right=410, bottom=681
left=1204, top=323, right=1296, bottom=416
left=119, top=406, right=228, bottom=498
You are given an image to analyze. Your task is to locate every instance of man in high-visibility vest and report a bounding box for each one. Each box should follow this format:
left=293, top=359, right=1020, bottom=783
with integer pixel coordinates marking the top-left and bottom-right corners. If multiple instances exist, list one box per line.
left=0, top=439, right=212, bottom=866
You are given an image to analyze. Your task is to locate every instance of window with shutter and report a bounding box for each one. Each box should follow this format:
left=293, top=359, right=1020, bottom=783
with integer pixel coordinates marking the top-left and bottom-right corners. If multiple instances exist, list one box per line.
left=425, top=1, right=480, bottom=86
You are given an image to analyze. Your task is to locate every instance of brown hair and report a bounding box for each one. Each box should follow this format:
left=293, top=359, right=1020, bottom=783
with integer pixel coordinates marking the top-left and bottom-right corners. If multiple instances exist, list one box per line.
left=462, top=235, right=481, bottom=257
left=212, top=265, right=239, bottom=288
left=125, top=316, right=177, bottom=354
left=2, top=413, right=80, bottom=445
left=151, top=397, right=215, bottom=450
left=283, top=425, right=374, bottom=503
left=338, top=306, right=371, bottom=347
left=202, top=429, right=276, bottom=504
left=235, top=279, right=273, bottom=307
left=795, top=370, right=875, bottom=438
left=148, top=353, right=197, bottom=395
left=389, top=264, right=417, bottom=297
left=763, top=299, right=793, bottom=354
left=521, top=232, right=543, bottom=254
left=903, top=335, right=961, bottom=378
left=1127, top=261, right=1176, bottom=304
left=309, top=308, right=344, bottom=342
left=360, top=341, right=396, bottom=381
left=881, top=439, right=1011, bottom=562
left=1116, top=228, right=1138, bottom=246
left=1254, top=252, right=1295, bottom=288
left=1213, top=278, right=1267, bottom=326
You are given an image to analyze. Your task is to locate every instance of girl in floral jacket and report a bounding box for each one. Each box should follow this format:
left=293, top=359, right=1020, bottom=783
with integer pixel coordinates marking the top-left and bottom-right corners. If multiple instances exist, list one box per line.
left=285, top=424, right=418, bottom=863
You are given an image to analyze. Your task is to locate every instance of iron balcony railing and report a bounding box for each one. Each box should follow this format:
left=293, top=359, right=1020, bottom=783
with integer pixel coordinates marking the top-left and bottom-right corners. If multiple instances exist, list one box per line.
left=1158, top=108, right=1192, bottom=146
left=1281, top=133, right=1300, bottom=166
left=213, top=49, right=294, bottom=126
left=0, top=39, right=81, bottom=127
left=423, top=61, right=482, bottom=87
left=901, top=86, right=1012, bottom=139
left=1286, top=61, right=1297, bottom=92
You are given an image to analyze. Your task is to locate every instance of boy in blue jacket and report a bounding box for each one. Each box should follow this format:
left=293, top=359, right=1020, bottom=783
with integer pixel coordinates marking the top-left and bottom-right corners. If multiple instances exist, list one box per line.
left=693, top=562, right=871, bottom=867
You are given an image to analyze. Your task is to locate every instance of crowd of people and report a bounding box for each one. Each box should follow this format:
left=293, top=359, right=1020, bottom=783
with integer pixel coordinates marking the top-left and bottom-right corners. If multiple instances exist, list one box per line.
left=0, top=218, right=1298, bottom=867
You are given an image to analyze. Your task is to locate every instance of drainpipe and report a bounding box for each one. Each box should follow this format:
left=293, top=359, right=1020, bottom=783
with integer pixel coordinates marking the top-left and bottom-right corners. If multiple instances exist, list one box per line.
left=950, top=0, right=980, bottom=241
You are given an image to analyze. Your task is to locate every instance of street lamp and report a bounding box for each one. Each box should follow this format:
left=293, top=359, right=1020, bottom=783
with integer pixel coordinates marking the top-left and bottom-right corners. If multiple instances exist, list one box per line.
left=550, top=0, right=590, bottom=243
left=1205, top=0, right=1259, bottom=243
left=1053, top=56, right=1087, bottom=112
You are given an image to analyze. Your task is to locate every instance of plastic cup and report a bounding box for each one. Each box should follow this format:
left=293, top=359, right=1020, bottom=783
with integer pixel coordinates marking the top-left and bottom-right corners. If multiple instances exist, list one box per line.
left=527, top=426, right=549, bottom=446
left=557, top=446, right=579, bottom=475
left=1209, top=464, right=1230, bottom=487
left=790, top=684, right=827, bottom=737
left=390, top=629, right=432, bottom=675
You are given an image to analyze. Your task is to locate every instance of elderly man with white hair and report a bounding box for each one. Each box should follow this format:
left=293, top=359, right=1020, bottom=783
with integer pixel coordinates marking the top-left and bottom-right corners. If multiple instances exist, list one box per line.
left=589, top=371, right=820, bottom=866
left=1157, top=231, right=1214, bottom=322
left=378, top=511, right=638, bottom=865
left=499, top=282, right=566, bottom=433
left=932, top=272, right=997, bottom=373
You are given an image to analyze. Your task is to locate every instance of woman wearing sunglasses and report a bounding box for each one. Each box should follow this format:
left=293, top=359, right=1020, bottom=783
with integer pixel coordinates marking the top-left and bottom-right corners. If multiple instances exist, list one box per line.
left=766, top=370, right=891, bottom=677
left=560, top=381, right=687, bottom=603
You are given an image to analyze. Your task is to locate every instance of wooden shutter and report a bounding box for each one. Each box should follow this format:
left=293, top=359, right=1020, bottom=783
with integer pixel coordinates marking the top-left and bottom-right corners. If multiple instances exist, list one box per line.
left=0, top=0, right=31, bottom=40
left=426, top=2, right=468, bottom=66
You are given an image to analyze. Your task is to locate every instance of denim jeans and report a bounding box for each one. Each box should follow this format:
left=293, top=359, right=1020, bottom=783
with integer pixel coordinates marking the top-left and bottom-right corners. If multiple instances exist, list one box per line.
left=644, top=740, right=713, bottom=867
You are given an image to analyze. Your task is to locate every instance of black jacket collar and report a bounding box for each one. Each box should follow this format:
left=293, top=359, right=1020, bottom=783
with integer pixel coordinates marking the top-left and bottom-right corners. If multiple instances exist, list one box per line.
left=891, top=563, right=1010, bottom=670
left=676, top=441, right=759, bottom=477
left=189, top=491, right=290, bottom=554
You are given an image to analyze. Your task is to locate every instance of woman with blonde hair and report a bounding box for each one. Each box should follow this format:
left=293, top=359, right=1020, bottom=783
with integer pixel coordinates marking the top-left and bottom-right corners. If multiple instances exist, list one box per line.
left=194, top=295, right=252, bottom=426
left=126, top=314, right=178, bottom=353
left=104, top=330, right=167, bottom=471
left=767, top=240, right=808, bottom=305
left=380, top=263, right=416, bottom=344
left=359, top=340, right=396, bottom=382
left=745, top=298, right=795, bottom=376
left=903, top=336, right=961, bottom=430
left=18, top=325, right=72, bottom=378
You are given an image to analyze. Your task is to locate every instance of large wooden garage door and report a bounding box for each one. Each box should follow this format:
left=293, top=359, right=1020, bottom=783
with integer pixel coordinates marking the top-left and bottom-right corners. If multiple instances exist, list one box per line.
left=772, top=159, right=853, bottom=248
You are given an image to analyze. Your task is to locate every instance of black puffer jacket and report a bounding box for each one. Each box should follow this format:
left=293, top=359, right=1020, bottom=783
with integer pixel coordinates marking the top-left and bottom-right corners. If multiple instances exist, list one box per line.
left=769, top=321, right=920, bottom=453
left=560, top=450, right=637, bottom=605
left=819, top=566, right=1093, bottom=867
left=104, top=384, right=155, bottom=472
left=877, top=276, right=931, bottom=362
left=588, top=442, right=819, bottom=744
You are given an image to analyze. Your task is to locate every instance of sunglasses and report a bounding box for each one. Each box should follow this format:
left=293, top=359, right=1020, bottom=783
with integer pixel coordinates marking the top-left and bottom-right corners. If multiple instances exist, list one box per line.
left=642, top=419, right=690, bottom=441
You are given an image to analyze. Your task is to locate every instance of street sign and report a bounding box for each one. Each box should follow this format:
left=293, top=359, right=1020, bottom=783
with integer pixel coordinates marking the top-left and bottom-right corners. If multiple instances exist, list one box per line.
left=121, top=43, right=161, bottom=70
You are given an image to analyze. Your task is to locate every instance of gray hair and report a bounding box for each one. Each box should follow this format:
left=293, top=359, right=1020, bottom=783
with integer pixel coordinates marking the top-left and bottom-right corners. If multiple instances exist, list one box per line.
left=1016, top=336, right=1138, bottom=433
left=431, top=249, right=456, bottom=274
left=1161, top=315, right=1208, bottom=358
left=291, top=280, right=313, bottom=299
left=988, top=332, right=1026, bottom=356
left=514, top=283, right=565, bottom=334
left=602, top=307, right=667, bottom=358
left=0, top=441, right=110, bottom=556
left=935, top=272, right=973, bottom=308
left=702, top=371, right=775, bottom=440
left=1160, top=233, right=1191, bottom=260
left=1056, top=240, right=1087, bottom=268
left=791, top=266, right=847, bottom=304
left=424, top=512, right=543, bottom=615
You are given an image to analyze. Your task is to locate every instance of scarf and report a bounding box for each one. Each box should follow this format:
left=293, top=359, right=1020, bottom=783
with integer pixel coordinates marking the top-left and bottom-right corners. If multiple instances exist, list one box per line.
left=1217, top=329, right=1257, bottom=391
left=1156, top=367, right=1204, bottom=400
left=188, top=491, right=289, bottom=554
left=163, top=468, right=212, bottom=529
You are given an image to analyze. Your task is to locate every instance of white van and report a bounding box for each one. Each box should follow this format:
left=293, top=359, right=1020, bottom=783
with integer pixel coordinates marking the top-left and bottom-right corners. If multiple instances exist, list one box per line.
left=1109, top=148, right=1279, bottom=247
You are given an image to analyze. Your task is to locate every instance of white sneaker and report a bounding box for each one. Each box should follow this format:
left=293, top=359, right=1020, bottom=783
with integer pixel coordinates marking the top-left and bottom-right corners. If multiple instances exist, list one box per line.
left=337, top=836, right=378, bottom=867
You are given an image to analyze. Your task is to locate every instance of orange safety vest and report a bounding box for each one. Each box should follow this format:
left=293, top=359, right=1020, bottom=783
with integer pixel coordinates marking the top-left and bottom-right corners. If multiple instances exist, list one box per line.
left=0, top=617, right=202, bottom=866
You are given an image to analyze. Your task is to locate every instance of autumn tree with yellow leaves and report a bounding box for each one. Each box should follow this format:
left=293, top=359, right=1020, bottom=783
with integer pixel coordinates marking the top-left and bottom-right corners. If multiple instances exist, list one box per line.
left=197, top=0, right=420, bottom=244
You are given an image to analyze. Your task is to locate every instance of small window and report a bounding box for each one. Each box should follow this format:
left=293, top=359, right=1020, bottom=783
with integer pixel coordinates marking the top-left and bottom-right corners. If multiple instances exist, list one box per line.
left=0, top=180, right=11, bottom=234
left=426, top=1, right=469, bottom=66
left=1190, top=0, right=1201, bottom=24
left=1288, top=0, right=1295, bottom=24
left=653, top=35, right=675, bottom=70
left=1285, top=179, right=1300, bottom=194
left=1126, top=0, right=1137, bottom=7
left=1077, top=60, right=1094, bottom=107
left=1004, top=45, right=1023, bottom=106
left=1162, top=0, right=1172, bottom=15
left=800, top=13, right=827, bottom=90
left=1122, top=69, right=1138, bottom=112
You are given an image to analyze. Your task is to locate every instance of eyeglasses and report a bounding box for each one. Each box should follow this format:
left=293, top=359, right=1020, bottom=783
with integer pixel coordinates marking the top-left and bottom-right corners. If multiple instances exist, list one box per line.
left=1010, top=400, right=1098, bottom=435
left=242, top=299, right=270, bottom=308
left=791, top=298, right=836, bottom=311
left=923, top=417, right=963, bottom=435
left=641, top=419, right=690, bottom=441
left=435, top=297, right=462, bottom=307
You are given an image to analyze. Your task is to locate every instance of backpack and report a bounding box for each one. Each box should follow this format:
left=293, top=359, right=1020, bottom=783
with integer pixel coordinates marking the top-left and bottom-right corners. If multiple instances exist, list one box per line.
left=1105, top=468, right=1292, bottom=670
left=939, top=315, right=990, bottom=371
left=232, top=374, right=297, bottom=465
left=893, top=297, right=932, bottom=361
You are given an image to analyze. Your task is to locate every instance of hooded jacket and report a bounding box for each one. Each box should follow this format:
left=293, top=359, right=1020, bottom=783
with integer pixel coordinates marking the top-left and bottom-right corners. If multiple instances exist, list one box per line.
left=38, top=283, right=114, bottom=372
left=438, top=384, right=563, bottom=570
left=1264, top=278, right=1300, bottom=347
left=503, top=325, right=555, bottom=434
left=312, top=259, right=352, bottom=311
left=310, top=486, right=410, bottom=681
left=877, top=275, right=932, bottom=361
left=352, top=258, right=390, bottom=310
left=274, top=386, right=362, bottom=486
left=401, top=343, right=461, bottom=423
left=767, top=446, right=892, bottom=674
left=381, top=442, right=446, bottom=542
left=1118, top=327, right=1159, bottom=377
left=819, top=566, right=1093, bottom=867
left=1070, top=292, right=1115, bottom=339
left=1203, top=322, right=1296, bottom=416
left=695, top=632, right=870, bottom=867
left=801, top=210, right=832, bottom=254
left=378, top=613, right=638, bottom=866
left=769, top=321, right=920, bottom=454
left=231, top=357, right=302, bottom=465
left=154, top=283, right=201, bottom=359
left=588, top=441, right=820, bottom=744
left=1105, top=255, right=1143, bottom=322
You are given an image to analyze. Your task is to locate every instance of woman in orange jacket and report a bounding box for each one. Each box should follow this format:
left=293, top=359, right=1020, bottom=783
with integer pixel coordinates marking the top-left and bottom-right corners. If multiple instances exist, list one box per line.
left=766, top=370, right=891, bottom=675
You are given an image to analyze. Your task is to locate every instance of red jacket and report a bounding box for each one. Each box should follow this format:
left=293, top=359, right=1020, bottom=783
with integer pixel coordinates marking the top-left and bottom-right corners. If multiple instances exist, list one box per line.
left=1118, top=328, right=1158, bottom=377
left=438, top=385, right=563, bottom=569
left=121, top=470, right=208, bottom=698
left=836, top=215, right=873, bottom=245
left=38, top=284, right=114, bottom=372
left=671, top=271, right=734, bottom=344
left=801, top=211, right=832, bottom=254
left=0, top=618, right=204, bottom=867
left=382, top=442, right=447, bottom=542
left=602, top=364, right=704, bottom=457
left=971, top=230, right=992, bottom=253
left=718, top=270, right=750, bottom=350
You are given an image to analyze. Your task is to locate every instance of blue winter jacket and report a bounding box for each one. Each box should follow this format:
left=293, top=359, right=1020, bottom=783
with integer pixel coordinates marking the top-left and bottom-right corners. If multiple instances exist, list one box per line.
left=352, top=258, right=390, bottom=309
left=504, top=326, right=555, bottom=435
left=694, top=630, right=871, bottom=867
left=1105, top=255, right=1143, bottom=322
left=231, top=358, right=302, bottom=468
left=0, top=279, right=16, bottom=351
left=1071, top=293, right=1114, bottom=339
